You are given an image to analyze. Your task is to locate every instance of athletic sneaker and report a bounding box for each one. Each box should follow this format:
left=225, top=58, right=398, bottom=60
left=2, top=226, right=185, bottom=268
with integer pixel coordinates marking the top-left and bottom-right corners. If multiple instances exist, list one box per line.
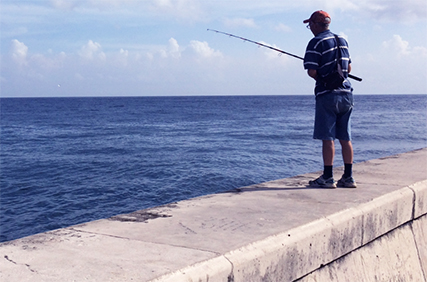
left=308, top=175, right=336, bottom=188
left=337, top=175, right=357, bottom=188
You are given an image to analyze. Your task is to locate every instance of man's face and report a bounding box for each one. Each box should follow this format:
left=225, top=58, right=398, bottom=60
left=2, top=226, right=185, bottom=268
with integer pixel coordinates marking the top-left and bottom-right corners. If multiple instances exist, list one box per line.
left=308, top=21, right=324, bottom=36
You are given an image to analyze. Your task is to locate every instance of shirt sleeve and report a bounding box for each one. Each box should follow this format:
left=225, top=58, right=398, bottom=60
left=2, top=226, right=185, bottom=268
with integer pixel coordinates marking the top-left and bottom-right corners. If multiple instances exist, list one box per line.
left=338, top=37, right=352, bottom=68
left=303, top=39, right=321, bottom=70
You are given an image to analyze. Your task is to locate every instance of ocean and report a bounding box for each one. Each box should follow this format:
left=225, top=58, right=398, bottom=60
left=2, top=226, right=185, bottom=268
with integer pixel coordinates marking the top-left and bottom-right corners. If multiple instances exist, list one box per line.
left=1, top=95, right=426, bottom=242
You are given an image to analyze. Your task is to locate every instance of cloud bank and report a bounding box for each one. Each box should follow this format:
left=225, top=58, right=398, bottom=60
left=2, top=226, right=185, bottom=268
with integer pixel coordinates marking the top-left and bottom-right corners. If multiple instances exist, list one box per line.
left=1, top=0, right=426, bottom=96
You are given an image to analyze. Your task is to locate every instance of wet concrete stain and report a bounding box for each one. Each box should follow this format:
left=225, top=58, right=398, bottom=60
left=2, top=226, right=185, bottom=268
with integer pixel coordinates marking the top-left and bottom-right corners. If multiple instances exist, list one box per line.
left=109, top=210, right=172, bottom=223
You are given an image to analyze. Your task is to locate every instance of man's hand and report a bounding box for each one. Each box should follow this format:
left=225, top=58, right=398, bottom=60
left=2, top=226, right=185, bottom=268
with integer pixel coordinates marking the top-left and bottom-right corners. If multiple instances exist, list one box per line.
left=308, top=69, right=318, bottom=80
left=308, top=64, right=352, bottom=80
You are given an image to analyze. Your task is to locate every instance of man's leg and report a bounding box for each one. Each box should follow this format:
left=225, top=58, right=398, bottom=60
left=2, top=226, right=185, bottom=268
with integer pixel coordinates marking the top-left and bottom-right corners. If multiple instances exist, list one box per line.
left=336, top=93, right=354, bottom=181
left=322, top=140, right=335, bottom=179
left=310, top=94, right=337, bottom=188
left=339, top=140, right=353, bottom=164
left=338, top=140, right=357, bottom=187
left=309, top=139, right=336, bottom=188
left=323, top=140, right=335, bottom=166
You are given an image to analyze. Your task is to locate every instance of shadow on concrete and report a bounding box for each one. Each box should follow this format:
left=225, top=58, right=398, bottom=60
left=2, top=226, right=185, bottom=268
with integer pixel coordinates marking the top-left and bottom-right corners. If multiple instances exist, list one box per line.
left=221, top=186, right=329, bottom=193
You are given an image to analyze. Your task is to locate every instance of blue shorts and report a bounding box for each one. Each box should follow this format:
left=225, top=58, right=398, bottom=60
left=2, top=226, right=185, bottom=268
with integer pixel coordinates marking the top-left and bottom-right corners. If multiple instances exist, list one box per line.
left=314, top=92, right=353, bottom=141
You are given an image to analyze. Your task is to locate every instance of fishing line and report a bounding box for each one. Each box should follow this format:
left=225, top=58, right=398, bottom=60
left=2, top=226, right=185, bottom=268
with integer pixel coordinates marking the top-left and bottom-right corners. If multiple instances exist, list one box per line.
left=207, top=29, right=362, bottom=82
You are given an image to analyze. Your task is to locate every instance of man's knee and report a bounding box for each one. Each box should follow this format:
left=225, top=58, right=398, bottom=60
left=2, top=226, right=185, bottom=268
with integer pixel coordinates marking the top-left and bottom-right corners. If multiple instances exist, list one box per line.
left=339, top=139, right=352, bottom=146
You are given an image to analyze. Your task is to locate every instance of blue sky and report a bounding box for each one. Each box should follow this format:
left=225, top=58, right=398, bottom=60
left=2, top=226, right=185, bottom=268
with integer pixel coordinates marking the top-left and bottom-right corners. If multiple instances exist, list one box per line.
left=1, top=0, right=426, bottom=97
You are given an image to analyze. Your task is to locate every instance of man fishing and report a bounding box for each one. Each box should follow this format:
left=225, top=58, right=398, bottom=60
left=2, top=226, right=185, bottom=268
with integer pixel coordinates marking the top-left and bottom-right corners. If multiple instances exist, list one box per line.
left=303, top=10, right=357, bottom=188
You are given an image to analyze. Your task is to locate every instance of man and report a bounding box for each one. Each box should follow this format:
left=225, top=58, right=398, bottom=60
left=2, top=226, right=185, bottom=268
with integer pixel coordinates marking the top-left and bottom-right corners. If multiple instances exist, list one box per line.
left=303, top=10, right=357, bottom=188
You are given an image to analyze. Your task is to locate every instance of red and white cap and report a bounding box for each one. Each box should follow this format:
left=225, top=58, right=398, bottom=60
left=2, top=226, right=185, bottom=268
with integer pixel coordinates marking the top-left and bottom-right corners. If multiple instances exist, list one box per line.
left=303, top=10, right=331, bottom=24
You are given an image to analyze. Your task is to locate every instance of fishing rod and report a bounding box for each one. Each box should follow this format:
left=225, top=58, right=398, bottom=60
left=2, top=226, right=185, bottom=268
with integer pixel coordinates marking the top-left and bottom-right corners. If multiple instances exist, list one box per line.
left=207, top=29, right=362, bottom=82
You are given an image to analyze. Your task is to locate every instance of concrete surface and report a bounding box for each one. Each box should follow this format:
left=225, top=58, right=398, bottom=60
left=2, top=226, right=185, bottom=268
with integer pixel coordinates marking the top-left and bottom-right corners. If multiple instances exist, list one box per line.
left=296, top=215, right=427, bottom=282
left=0, top=148, right=426, bottom=281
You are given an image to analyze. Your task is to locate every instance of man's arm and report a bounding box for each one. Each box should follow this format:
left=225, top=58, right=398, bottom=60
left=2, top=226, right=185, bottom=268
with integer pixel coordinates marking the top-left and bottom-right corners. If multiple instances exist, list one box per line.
left=308, top=63, right=352, bottom=80
left=307, top=69, right=317, bottom=80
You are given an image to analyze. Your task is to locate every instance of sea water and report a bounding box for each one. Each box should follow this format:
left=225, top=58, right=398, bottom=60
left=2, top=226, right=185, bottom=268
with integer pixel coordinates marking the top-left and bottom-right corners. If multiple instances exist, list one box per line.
left=1, top=95, right=426, bottom=242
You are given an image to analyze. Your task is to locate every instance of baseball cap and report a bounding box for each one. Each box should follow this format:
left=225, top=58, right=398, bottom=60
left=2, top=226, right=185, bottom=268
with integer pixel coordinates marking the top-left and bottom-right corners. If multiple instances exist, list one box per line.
left=303, top=10, right=331, bottom=24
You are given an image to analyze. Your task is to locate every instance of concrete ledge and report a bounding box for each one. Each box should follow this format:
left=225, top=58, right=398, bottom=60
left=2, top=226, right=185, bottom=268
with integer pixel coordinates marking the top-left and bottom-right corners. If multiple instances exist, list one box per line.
left=1, top=148, right=426, bottom=282
left=358, top=186, right=414, bottom=245
left=222, top=181, right=427, bottom=282
left=412, top=215, right=427, bottom=279
left=411, top=180, right=427, bottom=218
left=297, top=215, right=427, bottom=282
left=150, top=255, right=233, bottom=282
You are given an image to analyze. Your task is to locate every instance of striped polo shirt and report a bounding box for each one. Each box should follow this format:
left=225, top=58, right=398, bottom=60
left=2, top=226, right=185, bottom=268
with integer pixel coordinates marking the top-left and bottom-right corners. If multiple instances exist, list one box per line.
left=304, top=30, right=352, bottom=96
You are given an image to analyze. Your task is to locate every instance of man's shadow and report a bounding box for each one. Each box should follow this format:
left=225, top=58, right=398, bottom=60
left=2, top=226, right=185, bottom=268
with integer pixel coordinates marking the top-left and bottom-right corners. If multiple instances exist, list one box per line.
left=226, top=186, right=329, bottom=193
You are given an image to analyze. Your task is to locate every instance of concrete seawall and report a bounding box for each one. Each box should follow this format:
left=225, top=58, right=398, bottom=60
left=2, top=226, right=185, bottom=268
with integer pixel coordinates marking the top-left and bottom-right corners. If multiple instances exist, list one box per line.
left=1, top=148, right=426, bottom=281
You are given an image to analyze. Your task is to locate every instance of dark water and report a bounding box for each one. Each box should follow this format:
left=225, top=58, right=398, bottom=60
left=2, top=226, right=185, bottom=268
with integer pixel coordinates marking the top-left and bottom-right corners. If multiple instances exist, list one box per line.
left=1, top=95, right=426, bottom=242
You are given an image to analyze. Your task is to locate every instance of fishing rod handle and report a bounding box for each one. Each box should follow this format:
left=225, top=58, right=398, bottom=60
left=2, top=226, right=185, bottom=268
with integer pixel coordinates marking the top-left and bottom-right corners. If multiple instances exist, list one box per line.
left=348, top=74, right=362, bottom=81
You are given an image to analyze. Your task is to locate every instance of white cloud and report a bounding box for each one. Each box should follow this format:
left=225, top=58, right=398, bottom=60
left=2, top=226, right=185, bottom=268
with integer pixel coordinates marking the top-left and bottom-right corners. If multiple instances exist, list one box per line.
left=7, top=0, right=427, bottom=24
left=355, top=33, right=427, bottom=94
left=382, top=34, right=427, bottom=57
left=10, top=39, right=28, bottom=66
left=188, top=40, right=222, bottom=58
left=1, top=0, right=426, bottom=96
left=156, top=38, right=181, bottom=59
left=168, top=38, right=181, bottom=59
left=120, top=48, right=128, bottom=56
left=329, top=0, right=426, bottom=22
left=224, top=18, right=257, bottom=28
left=111, top=48, right=129, bottom=67
left=8, top=39, right=67, bottom=72
left=3, top=36, right=229, bottom=96
left=78, top=40, right=106, bottom=61
left=413, top=46, right=427, bottom=59
left=290, top=0, right=426, bottom=22
left=382, top=35, right=410, bottom=56
left=366, top=0, right=426, bottom=21
left=31, top=53, right=66, bottom=70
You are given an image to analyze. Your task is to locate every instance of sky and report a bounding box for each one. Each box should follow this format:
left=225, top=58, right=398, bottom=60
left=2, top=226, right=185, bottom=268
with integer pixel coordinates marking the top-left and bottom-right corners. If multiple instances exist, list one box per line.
left=1, top=0, right=426, bottom=97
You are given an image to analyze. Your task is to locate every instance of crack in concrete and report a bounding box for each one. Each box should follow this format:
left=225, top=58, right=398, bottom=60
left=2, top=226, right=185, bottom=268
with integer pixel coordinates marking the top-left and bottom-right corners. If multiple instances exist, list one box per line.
left=4, top=255, right=37, bottom=273
left=178, top=222, right=197, bottom=234
left=223, top=255, right=235, bottom=282
left=4, top=255, right=17, bottom=264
